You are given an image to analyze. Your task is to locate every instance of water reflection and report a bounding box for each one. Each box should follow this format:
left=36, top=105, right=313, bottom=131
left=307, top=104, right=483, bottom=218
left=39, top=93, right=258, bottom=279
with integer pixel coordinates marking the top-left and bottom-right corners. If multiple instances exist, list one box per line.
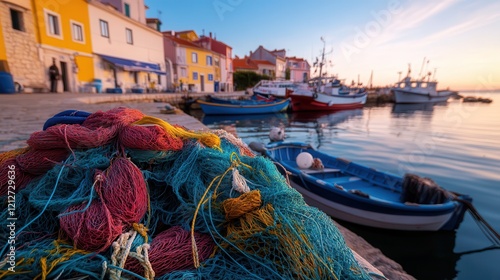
left=289, top=109, right=363, bottom=148
left=391, top=102, right=448, bottom=115
left=201, top=112, right=289, bottom=126
left=290, top=109, right=363, bottom=125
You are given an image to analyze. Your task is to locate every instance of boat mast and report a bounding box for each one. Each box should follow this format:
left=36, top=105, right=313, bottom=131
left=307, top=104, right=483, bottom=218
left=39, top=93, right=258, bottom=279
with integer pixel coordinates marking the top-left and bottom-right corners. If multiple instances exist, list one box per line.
left=316, top=37, right=326, bottom=92
left=418, top=57, right=426, bottom=80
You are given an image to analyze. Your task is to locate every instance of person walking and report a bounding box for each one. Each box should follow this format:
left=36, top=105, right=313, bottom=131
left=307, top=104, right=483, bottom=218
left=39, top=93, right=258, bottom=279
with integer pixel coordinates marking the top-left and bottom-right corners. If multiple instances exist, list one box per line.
left=49, top=58, right=60, bottom=93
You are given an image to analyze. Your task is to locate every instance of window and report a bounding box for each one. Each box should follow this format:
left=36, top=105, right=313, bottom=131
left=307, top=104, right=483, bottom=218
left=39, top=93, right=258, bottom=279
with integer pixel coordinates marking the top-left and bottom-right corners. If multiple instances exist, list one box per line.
left=157, top=74, right=161, bottom=85
left=10, top=9, right=24, bottom=31
left=100, top=20, right=109, bottom=38
left=206, top=56, right=213, bottom=66
left=45, top=10, right=62, bottom=38
left=193, top=72, right=198, bottom=80
left=126, top=28, right=133, bottom=44
left=208, top=74, right=213, bottom=81
left=180, top=67, right=187, bottom=77
left=71, top=21, right=84, bottom=42
left=192, top=52, right=198, bottom=63
left=124, top=3, right=130, bottom=17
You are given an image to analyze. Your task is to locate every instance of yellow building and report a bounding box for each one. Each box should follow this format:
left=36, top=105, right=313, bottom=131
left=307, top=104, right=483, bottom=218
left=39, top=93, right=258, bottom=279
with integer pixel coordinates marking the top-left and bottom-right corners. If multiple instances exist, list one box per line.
left=163, top=30, right=217, bottom=92
left=0, top=17, right=6, bottom=61
left=0, top=0, right=45, bottom=91
left=31, top=0, right=94, bottom=92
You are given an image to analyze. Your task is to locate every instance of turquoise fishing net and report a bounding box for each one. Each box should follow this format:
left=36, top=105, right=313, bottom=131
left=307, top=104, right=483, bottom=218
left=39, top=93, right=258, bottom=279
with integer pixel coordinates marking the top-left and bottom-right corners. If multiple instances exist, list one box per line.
left=0, top=124, right=370, bottom=279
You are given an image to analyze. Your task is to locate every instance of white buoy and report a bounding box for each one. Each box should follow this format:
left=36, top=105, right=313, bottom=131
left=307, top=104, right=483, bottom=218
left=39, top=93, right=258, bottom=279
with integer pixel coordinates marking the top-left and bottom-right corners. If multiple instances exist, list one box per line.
left=296, top=152, right=314, bottom=169
left=269, top=126, right=285, bottom=142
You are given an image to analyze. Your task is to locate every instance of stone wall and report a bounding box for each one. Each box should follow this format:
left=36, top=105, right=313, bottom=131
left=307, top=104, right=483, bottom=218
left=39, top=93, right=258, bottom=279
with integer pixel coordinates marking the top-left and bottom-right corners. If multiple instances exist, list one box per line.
left=0, top=0, right=46, bottom=91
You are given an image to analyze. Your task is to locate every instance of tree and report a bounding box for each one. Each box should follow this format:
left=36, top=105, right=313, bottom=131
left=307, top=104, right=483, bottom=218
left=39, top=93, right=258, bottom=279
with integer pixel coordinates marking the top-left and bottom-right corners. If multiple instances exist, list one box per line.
left=233, top=71, right=271, bottom=90
left=285, top=67, right=291, bottom=80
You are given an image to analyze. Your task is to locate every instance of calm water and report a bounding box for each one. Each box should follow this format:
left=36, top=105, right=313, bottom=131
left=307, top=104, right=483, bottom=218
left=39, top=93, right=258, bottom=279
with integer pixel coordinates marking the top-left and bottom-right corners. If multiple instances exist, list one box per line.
left=190, top=91, right=500, bottom=280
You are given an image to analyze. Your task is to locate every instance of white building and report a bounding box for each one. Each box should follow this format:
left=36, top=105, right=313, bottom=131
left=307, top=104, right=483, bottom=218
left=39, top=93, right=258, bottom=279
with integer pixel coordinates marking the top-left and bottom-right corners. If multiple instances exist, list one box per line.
left=88, top=0, right=165, bottom=93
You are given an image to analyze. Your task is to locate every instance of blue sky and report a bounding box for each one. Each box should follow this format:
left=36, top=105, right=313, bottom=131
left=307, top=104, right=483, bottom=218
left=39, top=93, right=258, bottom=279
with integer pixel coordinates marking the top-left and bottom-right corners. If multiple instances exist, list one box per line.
left=145, top=0, right=500, bottom=90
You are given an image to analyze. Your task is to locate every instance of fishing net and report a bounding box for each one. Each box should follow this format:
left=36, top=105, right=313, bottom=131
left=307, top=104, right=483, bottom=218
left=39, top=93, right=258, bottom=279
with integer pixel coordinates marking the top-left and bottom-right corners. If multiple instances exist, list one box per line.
left=0, top=107, right=370, bottom=280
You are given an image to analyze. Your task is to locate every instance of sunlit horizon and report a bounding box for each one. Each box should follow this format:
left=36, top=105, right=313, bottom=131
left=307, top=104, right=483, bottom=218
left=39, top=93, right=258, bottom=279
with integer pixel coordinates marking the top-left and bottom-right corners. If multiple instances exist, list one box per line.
left=145, top=0, right=500, bottom=91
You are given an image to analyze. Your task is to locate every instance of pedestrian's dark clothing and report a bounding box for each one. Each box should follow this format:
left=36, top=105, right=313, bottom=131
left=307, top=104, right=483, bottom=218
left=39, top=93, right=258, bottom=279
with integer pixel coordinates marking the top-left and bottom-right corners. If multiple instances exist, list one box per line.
left=49, top=64, right=60, bottom=93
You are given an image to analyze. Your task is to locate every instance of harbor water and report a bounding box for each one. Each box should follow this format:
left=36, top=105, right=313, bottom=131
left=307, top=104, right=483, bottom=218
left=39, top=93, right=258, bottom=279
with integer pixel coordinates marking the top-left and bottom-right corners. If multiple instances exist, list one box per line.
left=190, top=91, right=500, bottom=280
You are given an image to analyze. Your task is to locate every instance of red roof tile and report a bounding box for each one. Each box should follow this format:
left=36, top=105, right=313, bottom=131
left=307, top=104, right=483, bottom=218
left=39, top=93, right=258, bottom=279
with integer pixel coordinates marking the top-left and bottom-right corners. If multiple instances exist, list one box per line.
left=253, top=59, right=274, bottom=66
left=233, top=57, right=258, bottom=70
left=163, top=33, right=201, bottom=49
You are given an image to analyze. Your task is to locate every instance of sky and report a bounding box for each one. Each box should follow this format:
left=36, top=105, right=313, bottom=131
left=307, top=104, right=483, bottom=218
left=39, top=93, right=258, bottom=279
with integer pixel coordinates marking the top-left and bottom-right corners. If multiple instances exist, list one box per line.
left=145, top=0, right=500, bottom=90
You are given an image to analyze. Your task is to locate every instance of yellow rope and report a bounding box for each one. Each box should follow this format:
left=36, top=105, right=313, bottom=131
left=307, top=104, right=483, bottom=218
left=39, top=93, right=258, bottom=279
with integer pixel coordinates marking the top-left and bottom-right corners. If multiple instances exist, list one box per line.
left=0, top=258, right=27, bottom=278
left=34, top=240, right=90, bottom=280
left=0, top=147, right=29, bottom=165
left=133, top=116, right=221, bottom=150
left=190, top=152, right=252, bottom=267
left=133, top=223, right=149, bottom=243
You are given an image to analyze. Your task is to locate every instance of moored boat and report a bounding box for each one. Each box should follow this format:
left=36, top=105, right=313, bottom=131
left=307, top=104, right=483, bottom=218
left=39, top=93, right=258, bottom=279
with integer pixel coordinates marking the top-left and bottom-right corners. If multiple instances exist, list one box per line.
left=290, top=79, right=367, bottom=111
left=289, top=38, right=367, bottom=111
left=392, top=63, right=453, bottom=104
left=197, top=98, right=290, bottom=115
left=252, top=80, right=297, bottom=97
left=261, top=141, right=473, bottom=231
left=462, top=96, right=493, bottom=103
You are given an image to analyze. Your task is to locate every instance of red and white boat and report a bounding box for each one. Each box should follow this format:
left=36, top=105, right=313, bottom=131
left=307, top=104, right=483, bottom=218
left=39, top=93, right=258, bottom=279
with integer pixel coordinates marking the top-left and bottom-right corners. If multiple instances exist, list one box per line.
left=289, top=38, right=367, bottom=111
left=290, top=78, right=367, bottom=111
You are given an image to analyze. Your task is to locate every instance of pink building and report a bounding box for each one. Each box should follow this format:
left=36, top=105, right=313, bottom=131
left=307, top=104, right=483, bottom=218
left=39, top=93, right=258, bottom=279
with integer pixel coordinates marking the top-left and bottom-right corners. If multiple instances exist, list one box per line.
left=286, top=56, right=310, bottom=83
left=249, top=46, right=286, bottom=79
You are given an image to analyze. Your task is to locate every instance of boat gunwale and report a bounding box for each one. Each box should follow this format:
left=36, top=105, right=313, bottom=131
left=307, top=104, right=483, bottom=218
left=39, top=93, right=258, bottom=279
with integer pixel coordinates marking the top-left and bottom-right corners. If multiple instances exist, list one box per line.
left=265, top=142, right=459, bottom=214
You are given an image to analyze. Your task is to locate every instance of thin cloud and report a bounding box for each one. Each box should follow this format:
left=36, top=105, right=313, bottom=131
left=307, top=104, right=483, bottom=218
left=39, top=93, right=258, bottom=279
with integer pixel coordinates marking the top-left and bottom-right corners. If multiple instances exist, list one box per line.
left=384, top=4, right=500, bottom=49
left=419, top=13, right=500, bottom=45
left=372, top=0, right=459, bottom=46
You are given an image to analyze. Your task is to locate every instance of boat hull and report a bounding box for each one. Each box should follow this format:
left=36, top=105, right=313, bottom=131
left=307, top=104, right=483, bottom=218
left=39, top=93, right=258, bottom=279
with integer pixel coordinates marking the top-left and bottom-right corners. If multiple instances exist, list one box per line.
left=393, top=89, right=452, bottom=104
left=197, top=99, right=290, bottom=115
left=264, top=142, right=470, bottom=231
left=289, top=177, right=461, bottom=231
left=290, top=92, right=367, bottom=111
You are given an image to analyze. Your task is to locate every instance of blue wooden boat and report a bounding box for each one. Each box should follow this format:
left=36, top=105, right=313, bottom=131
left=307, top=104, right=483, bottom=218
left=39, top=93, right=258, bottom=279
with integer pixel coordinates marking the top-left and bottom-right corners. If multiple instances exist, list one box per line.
left=197, top=98, right=290, bottom=115
left=206, top=96, right=268, bottom=104
left=262, top=141, right=473, bottom=231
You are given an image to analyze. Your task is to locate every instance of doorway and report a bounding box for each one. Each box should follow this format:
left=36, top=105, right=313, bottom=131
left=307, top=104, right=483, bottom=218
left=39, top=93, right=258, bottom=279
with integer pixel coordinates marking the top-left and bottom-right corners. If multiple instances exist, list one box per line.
left=60, top=61, right=69, bottom=92
left=200, top=75, right=205, bottom=92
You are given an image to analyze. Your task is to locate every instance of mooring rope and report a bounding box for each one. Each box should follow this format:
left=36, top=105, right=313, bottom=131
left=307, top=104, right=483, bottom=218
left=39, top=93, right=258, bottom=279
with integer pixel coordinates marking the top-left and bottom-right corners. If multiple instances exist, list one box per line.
left=453, top=194, right=500, bottom=246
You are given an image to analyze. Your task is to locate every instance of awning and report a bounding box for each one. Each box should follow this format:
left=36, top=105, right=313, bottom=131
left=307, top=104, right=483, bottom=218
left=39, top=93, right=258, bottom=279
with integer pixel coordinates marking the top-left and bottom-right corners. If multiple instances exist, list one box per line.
left=99, top=54, right=166, bottom=75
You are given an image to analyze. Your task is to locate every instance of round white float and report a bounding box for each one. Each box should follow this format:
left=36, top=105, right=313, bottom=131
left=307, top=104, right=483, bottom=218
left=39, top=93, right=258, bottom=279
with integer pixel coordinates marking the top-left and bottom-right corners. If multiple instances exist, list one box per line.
left=269, top=126, right=285, bottom=141
left=296, top=152, right=314, bottom=169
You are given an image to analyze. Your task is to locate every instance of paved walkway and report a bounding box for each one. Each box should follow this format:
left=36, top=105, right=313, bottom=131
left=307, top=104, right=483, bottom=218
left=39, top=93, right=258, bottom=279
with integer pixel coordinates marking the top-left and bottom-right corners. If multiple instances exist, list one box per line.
left=0, top=91, right=414, bottom=279
left=0, top=91, right=246, bottom=151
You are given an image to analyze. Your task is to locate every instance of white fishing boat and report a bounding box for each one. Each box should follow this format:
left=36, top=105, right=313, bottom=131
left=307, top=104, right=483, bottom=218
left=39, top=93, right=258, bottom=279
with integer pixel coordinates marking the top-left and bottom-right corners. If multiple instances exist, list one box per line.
left=392, top=63, right=453, bottom=104
left=252, top=80, right=296, bottom=97
left=290, top=78, right=367, bottom=111
left=289, top=37, right=367, bottom=111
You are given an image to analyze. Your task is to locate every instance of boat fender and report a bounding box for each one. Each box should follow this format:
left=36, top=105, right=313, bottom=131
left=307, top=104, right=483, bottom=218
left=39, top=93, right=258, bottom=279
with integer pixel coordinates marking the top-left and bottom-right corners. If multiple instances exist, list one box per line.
left=348, top=189, right=370, bottom=198
left=248, top=142, right=267, bottom=154
left=328, top=100, right=335, bottom=107
left=269, top=126, right=285, bottom=141
left=296, top=152, right=314, bottom=169
left=313, top=93, right=318, bottom=99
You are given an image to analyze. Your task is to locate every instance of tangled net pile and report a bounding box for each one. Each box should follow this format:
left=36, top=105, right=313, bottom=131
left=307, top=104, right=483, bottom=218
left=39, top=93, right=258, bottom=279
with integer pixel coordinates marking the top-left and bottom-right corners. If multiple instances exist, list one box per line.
left=0, top=107, right=370, bottom=279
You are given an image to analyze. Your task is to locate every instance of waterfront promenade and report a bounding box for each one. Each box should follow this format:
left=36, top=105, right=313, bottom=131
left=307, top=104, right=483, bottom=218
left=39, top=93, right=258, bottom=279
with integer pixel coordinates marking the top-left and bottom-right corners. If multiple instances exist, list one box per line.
left=0, top=92, right=413, bottom=279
